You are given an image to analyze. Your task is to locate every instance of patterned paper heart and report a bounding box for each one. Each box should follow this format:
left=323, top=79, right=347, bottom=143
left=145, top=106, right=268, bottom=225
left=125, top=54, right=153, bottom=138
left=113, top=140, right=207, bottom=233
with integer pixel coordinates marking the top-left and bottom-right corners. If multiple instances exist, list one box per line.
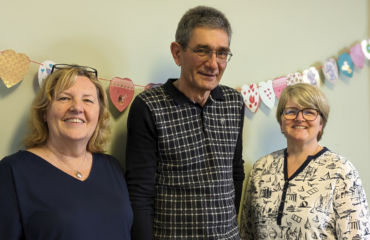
left=338, top=53, right=354, bottom=78
left=361, top=39, right=370, bottom=59
left=0, top=49, right=30, bottom=88
left=38, top=60, right=55, bottom=86
left=144, top=83, right=162, bottom=91
left=272, top=76, right=287, bottom=99
left=322, top=58, right=339, bottom=84
left=286, top=72, right=303, bottom=86
left=350, top=43, right=365, bottom=69
left=258, top=80, right=275, bottom=109
left=241, top=83, right=260, bottom=113
left=109, top=77, right=135, bottom=112
left=302, top=67, right=320, bottom=87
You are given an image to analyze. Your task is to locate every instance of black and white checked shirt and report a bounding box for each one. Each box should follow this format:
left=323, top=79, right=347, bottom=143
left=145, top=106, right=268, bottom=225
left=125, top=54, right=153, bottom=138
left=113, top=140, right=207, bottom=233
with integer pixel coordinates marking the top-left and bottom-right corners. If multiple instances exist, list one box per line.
left=126, top=79, right=245, bottom=240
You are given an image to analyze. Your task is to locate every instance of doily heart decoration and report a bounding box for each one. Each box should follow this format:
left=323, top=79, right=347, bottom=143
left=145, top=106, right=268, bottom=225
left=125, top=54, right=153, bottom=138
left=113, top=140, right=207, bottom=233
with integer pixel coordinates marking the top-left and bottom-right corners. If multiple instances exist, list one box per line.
left=258, top=80, right=275, bottom=109
left=272, top=76, right=287, bottom=99
left=0, top=49, right=30, bottom=88
left=109, top=77, right=135, bottom=112
left=241, top=83, right=260, bottom=113
left=338, top=53, right=354, bottom=78
left=38, top=60, right=55, bottom=86
left=302, top=67, right=320, bottom=87
left=361, top=39, right=370, bottom=59
left=322, top=58, right=339, bottom=84
left=350, top=43, right=365, bottom=69
left=286, top=72, right=303, bottom=86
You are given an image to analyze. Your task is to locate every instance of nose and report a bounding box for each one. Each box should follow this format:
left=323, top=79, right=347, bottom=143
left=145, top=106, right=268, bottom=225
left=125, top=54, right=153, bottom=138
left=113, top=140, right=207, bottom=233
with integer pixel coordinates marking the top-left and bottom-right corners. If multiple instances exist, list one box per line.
left=69, top=99, right=83, bottom=113
left=205, top=52, right=218, bottom=69
left=295, top=111, right=305, bottom=121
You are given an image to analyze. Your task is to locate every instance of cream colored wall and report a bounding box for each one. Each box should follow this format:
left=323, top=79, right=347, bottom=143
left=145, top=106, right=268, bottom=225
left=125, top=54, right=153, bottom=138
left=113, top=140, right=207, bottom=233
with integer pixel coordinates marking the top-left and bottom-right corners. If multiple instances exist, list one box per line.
left=1, top=1, right=369, bottom=196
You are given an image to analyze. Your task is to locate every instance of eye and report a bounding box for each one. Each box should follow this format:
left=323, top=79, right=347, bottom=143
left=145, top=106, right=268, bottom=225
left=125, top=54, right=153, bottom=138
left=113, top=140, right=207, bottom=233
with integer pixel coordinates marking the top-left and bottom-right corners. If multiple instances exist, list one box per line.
left=217, top=51, right=229, bottom=59
left=303, top=109, right=317, bottom=116
left=56, top=96, right=70, bottom=101
left=193, top=48, right=211, bottom=56
left=284, top=108, right=298, bottom=115
left=83, top=98, right=95, bottom=104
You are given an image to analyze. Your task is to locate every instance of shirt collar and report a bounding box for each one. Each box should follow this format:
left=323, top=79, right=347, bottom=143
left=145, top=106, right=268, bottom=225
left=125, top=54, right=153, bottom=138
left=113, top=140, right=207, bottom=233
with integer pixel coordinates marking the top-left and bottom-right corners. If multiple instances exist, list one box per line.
left=163, top=78, right=225, bottom=106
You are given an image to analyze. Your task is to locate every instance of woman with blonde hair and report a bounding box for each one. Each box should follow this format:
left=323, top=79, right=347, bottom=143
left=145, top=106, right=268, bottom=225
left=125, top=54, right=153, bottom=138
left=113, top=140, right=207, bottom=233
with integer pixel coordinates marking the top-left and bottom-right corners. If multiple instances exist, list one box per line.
left=0, top=64, right=132, bottom=240
left=240, top=83, right=370, bottom=239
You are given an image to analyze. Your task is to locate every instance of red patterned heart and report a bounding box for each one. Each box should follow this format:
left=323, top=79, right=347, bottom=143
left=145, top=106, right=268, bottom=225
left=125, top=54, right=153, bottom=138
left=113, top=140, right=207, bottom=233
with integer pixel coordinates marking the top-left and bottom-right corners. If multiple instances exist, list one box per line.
left=109, top=77, right=134, bottom=112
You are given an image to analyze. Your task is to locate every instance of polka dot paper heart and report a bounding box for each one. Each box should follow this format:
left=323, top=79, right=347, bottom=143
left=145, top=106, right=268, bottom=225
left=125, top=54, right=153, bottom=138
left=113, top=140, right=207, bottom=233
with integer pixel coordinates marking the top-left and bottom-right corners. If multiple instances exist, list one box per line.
left=258, top=80, right=275, bottom=109
left=361, top=39, right=370, bottom=59
left=38, top=60, right=55, bottom=86
left=286, top=72, right=303, bottom=86
left=109, top=77, right=135, bottom=112
left=302, top=67, right=320, bottom=87
left=322, top=58, right=339, bottom=83
left=0, top=49, right=30, bottom=88
left=272, top=76, right=287, bottom=99
left=350, top=43, right=365, bottom=69
left=338, top=53, right=354, bottom=78
left=241, top=83, right=260, bottom=113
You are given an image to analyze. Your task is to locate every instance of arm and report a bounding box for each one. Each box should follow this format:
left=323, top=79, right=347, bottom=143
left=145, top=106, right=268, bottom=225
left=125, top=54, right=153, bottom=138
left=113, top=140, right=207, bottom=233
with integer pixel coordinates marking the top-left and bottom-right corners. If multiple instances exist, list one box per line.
left=125, top=97, right=158, bottom=240
left=0, top=159, right=23, bottom=240
left=233, top=104, right=245, bottom=214
left=333, top=160, right=370, bottom=239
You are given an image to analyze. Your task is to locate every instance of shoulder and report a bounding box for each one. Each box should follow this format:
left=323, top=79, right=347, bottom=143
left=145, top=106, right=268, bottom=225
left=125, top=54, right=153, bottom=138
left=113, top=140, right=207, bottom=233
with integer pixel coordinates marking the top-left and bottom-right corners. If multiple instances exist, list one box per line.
left=254, top=149, right=285, bottom=167
left=319, top=149, right=355, bottom=171
left=0, top=150, right=31, bottom=167
left=218, top=85, right=243, bottom=101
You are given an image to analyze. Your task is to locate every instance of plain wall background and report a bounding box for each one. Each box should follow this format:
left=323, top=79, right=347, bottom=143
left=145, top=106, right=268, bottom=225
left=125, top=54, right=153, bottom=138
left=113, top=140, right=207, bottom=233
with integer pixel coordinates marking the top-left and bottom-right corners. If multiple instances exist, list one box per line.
left=1, top=0, right=369, bottom=197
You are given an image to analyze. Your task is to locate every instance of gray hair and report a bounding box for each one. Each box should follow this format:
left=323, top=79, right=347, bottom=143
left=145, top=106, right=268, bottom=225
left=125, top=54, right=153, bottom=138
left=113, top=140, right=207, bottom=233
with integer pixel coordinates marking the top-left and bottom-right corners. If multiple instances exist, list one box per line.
left=175, top=6, right=232, bottom=49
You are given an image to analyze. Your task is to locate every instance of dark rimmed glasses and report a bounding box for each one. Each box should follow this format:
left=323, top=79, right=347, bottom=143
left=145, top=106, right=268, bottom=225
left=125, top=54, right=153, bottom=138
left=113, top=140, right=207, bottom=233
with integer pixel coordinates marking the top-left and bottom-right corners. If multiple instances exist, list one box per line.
left=282, top=107, right=320, bottom=121
left=188, top=46, right=233, bottom=63
left=51, top=64, right=98, bottom=77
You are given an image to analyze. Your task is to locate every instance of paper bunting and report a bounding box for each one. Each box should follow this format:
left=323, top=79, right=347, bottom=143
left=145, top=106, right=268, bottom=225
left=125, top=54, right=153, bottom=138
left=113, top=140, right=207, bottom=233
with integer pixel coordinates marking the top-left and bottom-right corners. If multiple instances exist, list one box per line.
left=350, top=43, right=365, bottom=69
left=0, top=49, right=30, bottom=88
left=241, top=83, right=260, bottom=113
left=109, top=77, right=134, bottom=112
left=322, top=58, right=339, bottom=83
left=361, top=39, right=370, bottom=59
left=338, top=53, right=354, bottom=78
left=272, top=76, right=287, bottom=99
left=286, top=72, right=303, bottom=86
left=38, top=60, right=55, bottom=86
left=258, top=80, right=275, bottom=109
left=302, top=67, right=320, bottom=87
left=144, top=83, right=162, bottom=90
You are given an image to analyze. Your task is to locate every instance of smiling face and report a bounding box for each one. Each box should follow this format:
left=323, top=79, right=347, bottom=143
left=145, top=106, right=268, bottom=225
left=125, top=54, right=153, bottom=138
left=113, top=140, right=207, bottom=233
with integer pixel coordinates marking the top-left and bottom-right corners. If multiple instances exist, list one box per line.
left=172, top=27, right=230, bottom=96
left=281, top=99, right=323, bottom=146
left=45, top=76, right=100, bottom=146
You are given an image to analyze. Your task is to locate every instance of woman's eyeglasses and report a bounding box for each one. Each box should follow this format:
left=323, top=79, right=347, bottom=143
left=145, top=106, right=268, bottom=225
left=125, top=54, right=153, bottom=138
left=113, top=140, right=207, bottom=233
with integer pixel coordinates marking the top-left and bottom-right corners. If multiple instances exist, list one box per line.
left=51, top=64, right=98, bottom=77
left=282, top=107, right=320, bottom=121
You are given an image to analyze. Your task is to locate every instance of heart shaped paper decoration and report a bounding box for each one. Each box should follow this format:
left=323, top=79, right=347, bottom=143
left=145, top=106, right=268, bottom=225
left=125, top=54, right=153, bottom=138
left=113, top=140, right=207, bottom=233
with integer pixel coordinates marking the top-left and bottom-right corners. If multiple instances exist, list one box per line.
left=258, top=80, right=275, bottom=109
left=302, top=67, right=320, bottom=87
left=241, top=83, right=260, bottom=113
left=0, top=49, right=30, bottom=88
left=361, top=39, right=370, bottom=59
left=322, top=58, right=339, bottom=83
left=109, top=77, right=135, bottom=112
left=338, top=53, right=354, bottom=78
left=38, top=60, right=55, bottom=86
left=272, top=76, right=287, bottom=99
left=350, top=43, right=365, bottom=69
left=286, top=72, right=303, bottom=86
left=144, top=83, right=162, bottom=91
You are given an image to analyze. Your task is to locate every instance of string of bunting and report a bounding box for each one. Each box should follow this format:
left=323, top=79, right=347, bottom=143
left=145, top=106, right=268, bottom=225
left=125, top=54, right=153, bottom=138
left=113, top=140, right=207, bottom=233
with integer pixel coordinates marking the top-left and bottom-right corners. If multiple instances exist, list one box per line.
left=0, top=39, right=369, bottom=113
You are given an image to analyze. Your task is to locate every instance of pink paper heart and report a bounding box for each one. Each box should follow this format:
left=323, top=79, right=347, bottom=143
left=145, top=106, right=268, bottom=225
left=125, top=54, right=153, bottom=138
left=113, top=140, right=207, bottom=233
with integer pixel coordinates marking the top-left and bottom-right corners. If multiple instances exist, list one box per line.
left=258, top=80, right=275, bottom=109
left=109, top=77, right=134, bottom=112
left=241, top=83, right=260, bottom=113
left=272, top=76, right=287, bottom=99
left=322, top=58, right=339, bottom=83
left=350, top=43, right=365, bottom=68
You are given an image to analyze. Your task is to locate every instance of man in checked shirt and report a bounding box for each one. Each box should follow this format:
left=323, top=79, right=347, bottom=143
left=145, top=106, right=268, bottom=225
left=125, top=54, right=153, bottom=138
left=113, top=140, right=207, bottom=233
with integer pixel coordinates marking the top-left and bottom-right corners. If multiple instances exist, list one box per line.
left=126, top=5, right=245, bottom=240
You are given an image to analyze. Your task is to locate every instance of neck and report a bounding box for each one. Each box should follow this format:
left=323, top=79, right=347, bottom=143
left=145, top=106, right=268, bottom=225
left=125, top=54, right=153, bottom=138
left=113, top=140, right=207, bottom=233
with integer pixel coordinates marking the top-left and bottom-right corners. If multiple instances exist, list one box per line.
left=287, top=140, right=322, bottom=159
left=45, top=139, right=87, bottom=159
left=174, top=79, right=211, bottom=106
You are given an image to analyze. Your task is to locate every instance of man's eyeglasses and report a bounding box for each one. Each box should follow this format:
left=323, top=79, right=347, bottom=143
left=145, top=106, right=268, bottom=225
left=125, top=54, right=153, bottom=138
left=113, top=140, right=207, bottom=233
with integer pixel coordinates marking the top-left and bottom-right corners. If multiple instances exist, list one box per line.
left=282, top=107, right=320, bottom=121
left=188, top=47, right=233, bottom=63
left=51, top=64, right=98, bottom=77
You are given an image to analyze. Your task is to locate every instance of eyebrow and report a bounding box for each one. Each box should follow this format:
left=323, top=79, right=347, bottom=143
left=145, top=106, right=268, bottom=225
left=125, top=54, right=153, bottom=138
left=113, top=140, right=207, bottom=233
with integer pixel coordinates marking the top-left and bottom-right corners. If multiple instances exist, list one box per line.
left=194, top=44, right=230, bottom=51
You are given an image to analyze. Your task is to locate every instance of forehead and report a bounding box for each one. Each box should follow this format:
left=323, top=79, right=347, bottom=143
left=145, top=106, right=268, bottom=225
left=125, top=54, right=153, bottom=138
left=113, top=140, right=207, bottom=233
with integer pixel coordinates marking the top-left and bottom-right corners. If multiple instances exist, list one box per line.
left=61, top=76, right=97, bottom=95
left=188, top=27, right=229, bottom=48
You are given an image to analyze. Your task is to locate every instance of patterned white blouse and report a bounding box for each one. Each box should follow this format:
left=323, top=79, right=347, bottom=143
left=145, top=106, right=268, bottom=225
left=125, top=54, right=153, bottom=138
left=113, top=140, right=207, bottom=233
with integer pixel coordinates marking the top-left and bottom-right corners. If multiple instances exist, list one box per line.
left=240, top=147, right=370, bottom=240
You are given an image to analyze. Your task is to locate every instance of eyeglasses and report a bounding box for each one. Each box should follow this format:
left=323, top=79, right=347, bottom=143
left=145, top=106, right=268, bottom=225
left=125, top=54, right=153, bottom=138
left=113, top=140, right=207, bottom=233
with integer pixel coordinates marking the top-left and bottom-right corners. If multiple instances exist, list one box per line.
left=51, top=64, right=98, bottom=77
left=188, top=46, right=233, bottom=63
left=282, top=107, right=320, bottom=121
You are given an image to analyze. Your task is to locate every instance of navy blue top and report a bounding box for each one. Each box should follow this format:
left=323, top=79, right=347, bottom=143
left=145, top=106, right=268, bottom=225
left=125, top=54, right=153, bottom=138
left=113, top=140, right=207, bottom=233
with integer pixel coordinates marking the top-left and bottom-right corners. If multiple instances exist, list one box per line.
left=0, top=150, right=133, bottom=240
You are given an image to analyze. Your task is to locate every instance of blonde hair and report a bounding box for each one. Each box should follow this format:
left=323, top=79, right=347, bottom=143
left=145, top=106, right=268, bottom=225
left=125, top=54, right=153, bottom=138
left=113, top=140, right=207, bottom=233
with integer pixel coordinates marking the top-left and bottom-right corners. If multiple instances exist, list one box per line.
left=23, top=67, right=110, bottom=152
left=276, top=83, right=330, bottom=141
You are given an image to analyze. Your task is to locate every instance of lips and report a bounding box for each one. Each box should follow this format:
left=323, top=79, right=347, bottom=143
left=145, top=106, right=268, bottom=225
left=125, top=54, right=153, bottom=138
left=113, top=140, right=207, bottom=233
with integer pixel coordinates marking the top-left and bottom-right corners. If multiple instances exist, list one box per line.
left=64, top=118, right=85, bottom=123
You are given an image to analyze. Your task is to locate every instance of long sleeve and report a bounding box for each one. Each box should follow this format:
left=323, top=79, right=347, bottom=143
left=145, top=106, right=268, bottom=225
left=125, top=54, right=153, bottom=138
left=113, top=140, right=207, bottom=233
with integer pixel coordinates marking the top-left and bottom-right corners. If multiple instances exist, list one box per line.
left=233, top=104, right=245, bottom=214
left=0, top=159, right=23, bottom=240
left=333, top=160, right=370, bottom=239
left=125, top=96, right=158, bottom=240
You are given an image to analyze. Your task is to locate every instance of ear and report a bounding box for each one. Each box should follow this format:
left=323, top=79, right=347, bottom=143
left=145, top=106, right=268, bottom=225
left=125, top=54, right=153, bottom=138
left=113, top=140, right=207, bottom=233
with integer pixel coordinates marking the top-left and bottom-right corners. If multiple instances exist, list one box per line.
left=170, top=42, right=183, bottom=66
